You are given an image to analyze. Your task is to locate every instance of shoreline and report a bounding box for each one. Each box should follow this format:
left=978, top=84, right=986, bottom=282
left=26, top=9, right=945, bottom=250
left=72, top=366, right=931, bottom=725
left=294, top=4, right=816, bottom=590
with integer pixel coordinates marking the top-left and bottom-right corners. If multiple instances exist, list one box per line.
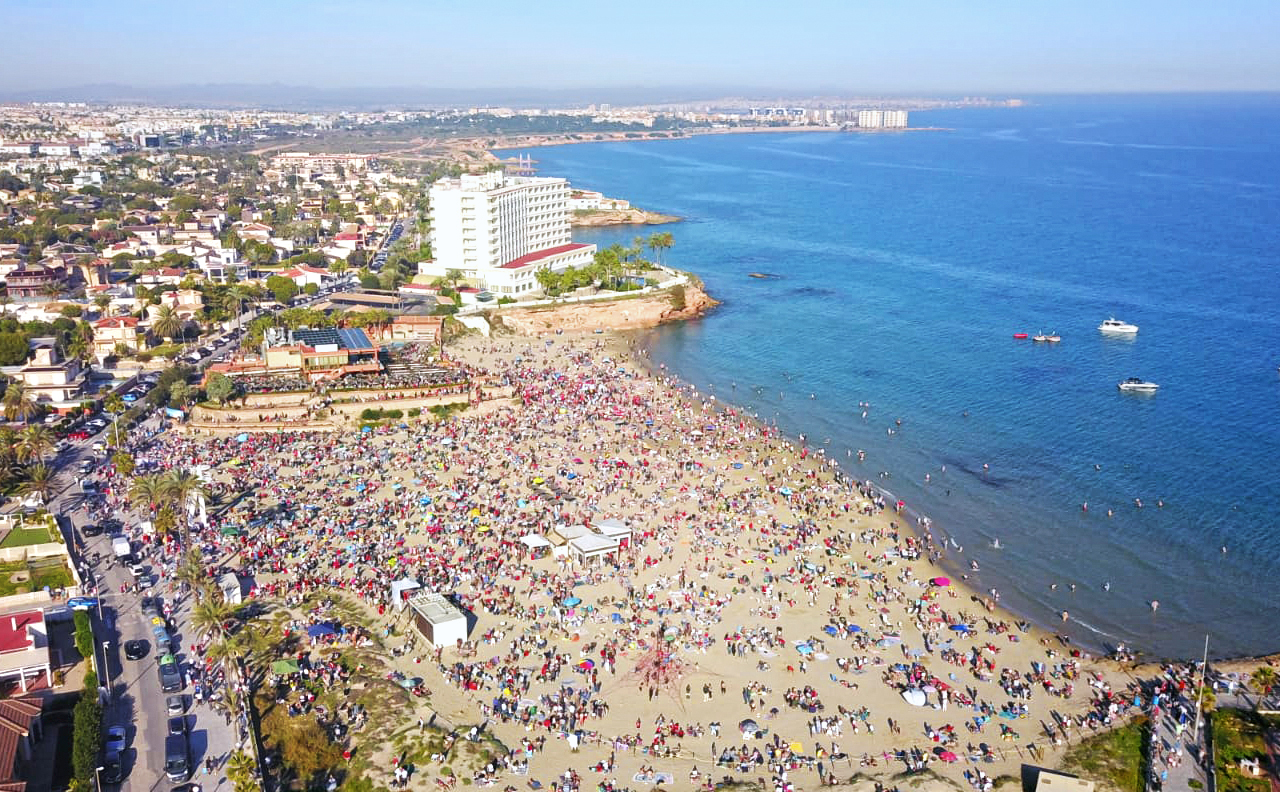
left=619, top=322, right=1273, bottom=665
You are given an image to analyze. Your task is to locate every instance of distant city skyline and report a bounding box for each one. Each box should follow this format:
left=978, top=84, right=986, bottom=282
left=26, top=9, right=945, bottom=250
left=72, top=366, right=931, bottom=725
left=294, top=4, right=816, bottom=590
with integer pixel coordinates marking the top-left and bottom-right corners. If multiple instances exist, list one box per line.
left=3, top=0, right=1278, bottom=97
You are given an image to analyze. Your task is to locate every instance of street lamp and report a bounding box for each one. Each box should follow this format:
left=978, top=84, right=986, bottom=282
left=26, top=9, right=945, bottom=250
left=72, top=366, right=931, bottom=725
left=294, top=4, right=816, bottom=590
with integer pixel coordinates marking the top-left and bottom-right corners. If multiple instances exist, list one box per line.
left=99, top=640, right=111, bottom=701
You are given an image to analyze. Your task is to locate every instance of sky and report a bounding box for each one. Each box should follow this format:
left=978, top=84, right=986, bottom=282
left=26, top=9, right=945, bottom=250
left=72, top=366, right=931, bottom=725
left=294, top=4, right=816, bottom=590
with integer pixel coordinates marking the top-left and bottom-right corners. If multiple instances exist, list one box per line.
left=3, top=0, right=1278, bottom=97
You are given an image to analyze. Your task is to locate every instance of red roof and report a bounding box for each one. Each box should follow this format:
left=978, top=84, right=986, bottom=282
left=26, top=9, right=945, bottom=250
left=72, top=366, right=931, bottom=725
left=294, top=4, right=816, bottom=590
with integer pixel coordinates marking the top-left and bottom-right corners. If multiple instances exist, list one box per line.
left=0, top=611, right=42, bottom=654
left=500, top=243, right=592, bottom=270
left=333, top=232, right=361, bottom=241
left=95, top=316, right=138, bottom=329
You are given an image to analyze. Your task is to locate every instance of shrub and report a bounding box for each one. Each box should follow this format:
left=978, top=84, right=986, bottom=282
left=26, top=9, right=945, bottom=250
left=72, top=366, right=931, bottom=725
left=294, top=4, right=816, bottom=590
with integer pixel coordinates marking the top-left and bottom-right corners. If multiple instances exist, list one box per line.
left=407, top=408, right=421, bottom=418
left=386, top=409, right=403, bottom=420
left=359, top=408, right=379, bottom=421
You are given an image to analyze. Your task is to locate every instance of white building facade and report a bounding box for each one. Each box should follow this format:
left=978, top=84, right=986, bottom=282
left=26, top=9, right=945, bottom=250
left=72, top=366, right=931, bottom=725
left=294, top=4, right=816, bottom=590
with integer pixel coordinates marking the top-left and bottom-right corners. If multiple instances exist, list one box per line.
left=427, top=172, right=596, bottom=294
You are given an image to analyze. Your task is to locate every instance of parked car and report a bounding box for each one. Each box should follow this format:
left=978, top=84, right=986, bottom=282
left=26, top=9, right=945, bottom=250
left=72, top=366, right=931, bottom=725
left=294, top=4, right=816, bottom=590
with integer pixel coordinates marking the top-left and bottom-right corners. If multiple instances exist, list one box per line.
left=101, top=751, right=123, bottom=784
left=81, top=523, right=104, bottom=537
left=123, top=640, right=148, bottom=660
left=167, top=716, right=186, bottom=736
left=165, top=695, right=185, bottom=716
left=104, top=725, right=126, bottom=754
left=157, top=655, right=182, bottom=693
left=68, top=597, right=98, bottom=611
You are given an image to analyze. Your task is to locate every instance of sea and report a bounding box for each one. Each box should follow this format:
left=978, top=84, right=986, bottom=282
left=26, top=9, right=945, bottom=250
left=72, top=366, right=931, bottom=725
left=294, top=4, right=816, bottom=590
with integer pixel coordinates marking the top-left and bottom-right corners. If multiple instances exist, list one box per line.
left=502, top=94, right=1280, bottom=661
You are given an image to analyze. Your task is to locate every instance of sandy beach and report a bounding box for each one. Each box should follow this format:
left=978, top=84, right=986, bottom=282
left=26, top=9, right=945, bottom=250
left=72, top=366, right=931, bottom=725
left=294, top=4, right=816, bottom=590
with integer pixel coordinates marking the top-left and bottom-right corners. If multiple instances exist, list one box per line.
left=101, top=327, right=1164, bottom=792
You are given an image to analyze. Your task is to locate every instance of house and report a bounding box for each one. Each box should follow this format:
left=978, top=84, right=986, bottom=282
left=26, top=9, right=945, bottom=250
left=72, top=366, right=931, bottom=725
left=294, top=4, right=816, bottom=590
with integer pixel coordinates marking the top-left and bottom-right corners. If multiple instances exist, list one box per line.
left=3, top=263, right=66, bottom=300
left=92, top=316, right=142, bottom=360
left=119, top=225, right=163, bottom=247
left=11, top=341, right=86, bottom=408
left=331, top=232, right=362, bottom=251
left=0, top=693, right=43, bottom=792
left=387, top=315, right=443, bottom=343
left=0, top=610, right=52, bottom=694
left=233, top=222, right=274, bottom=242
left=152, top=289, right=204, bottom=320
left=396, top=283, right=439, bottom=300
left=136, top=267, right=186, bottom=287
left=280, top=265, right=330, bottom=289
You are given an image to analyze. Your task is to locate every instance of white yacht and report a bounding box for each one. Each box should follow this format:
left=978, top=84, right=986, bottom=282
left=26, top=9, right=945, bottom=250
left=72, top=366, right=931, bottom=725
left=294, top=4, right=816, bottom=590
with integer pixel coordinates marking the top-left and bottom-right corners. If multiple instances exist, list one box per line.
left=1099, top=318, right=1139, bottom=334
left=1118, top=377, right=1159, bottom=393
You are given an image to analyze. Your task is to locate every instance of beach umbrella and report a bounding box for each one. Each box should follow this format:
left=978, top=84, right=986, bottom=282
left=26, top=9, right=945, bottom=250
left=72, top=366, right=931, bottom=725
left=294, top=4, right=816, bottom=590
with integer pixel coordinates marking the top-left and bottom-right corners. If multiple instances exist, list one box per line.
left=846, top=625, right=863, bottom=633
left=578, top=659, right=594, bottom=670
left=789, top=742, right=804, bottom=753
left=235, top=433, right=249, bottom=443
left=949, top=624, right=970, bottom=633
left=307, top=623, right=337, bottom=637
left=611, top=613, right=623, bottom=623
left=739, top=719, right=759, bottom=734
left=937, top=750, right=958, bottom=763
left=779, top=487, right=793, bottom=496
left=561, top=597, right=582, bottom=607
left=902, top=688, right=927, bottom=707
left=907, top=648, right=925, bottom=658
left=930, top=577, right=951, bottom=587
left=271, top=658, right=301, bottom=675
left=733, top=462, right=744, bottom=469
left=822, top=626, right=839, bottom=636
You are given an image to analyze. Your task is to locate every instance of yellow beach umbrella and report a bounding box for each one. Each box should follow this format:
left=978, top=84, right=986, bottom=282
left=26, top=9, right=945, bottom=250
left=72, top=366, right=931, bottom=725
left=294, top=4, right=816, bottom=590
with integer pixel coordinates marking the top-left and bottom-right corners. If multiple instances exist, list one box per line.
left=789, top=742, right=803, bottom=753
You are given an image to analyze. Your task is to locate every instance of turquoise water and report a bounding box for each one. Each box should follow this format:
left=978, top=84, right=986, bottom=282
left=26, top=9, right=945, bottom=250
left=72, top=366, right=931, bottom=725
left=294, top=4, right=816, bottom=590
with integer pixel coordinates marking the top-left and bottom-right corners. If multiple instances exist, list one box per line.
left=504, top=94, right=1280, bottom=660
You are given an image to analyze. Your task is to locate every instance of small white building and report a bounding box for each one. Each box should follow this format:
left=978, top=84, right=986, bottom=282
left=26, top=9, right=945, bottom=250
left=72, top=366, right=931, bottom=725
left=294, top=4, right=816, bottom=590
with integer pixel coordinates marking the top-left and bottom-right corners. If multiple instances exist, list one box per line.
left=568, top=534, right=619, bottom=564
left=408, top=592, right=469, bottom=648
left=218, top=573, right=243, bottom=605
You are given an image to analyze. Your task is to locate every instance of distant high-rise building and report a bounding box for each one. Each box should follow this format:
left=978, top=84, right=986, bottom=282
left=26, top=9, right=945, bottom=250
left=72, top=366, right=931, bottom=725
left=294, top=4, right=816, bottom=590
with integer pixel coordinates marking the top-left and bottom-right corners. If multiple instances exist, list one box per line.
left=883, top=110, right=909, bottom=128
left=857, top=110, right=883, bottom=129
left=426, top=171, right=596, bottom=296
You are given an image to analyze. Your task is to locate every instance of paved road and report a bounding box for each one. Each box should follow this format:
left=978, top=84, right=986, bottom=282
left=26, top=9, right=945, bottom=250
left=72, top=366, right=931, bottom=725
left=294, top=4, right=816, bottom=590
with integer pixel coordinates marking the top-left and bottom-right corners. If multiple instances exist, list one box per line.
left=32, top=329, right=251, bottom=792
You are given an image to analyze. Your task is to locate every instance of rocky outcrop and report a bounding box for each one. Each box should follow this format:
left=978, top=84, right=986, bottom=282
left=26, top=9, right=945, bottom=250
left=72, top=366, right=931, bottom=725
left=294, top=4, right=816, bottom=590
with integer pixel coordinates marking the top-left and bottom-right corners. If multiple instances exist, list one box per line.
left=495, top=285, right=718, bottom=336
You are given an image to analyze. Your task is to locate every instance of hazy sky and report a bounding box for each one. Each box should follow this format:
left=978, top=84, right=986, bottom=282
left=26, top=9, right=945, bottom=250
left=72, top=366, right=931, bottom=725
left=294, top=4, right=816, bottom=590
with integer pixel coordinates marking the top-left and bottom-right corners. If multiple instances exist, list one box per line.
left=4, top=0, right=1278, bottom=94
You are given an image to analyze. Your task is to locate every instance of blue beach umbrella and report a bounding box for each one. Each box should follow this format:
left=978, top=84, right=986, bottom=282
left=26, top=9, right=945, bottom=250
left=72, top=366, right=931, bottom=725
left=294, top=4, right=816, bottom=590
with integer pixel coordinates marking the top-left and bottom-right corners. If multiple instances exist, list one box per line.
left=822, top=626, right=839, bottom=636
left=846, top=625, right=863, bottom=633
left=949, top=624, right=970, bottom=633
left=562, top=597, right=582, bottom=607
left=307, top=623, right=338, bottom=637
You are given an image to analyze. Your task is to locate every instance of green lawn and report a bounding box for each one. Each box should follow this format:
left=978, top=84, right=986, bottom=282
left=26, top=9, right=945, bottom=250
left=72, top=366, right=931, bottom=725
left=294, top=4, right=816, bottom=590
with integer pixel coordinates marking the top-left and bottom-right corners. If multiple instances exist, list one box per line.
left=0, top=521, right=58, bottom=547
left=1059, top=716, right=1150, bottom=792
left=1212, top=708, right=1279, bottom=792
left=0, top=559, right=75, bottom=596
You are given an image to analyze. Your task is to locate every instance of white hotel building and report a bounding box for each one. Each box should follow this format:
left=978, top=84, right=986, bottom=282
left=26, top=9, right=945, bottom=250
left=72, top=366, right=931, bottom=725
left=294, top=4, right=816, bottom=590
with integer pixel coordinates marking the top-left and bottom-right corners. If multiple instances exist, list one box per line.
left=426, top=172, right=596, bottom=296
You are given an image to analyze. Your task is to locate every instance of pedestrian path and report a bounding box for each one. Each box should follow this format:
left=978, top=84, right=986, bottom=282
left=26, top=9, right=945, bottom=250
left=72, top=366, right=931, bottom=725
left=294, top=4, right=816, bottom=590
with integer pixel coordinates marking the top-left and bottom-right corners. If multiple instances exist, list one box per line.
left=1146, top=689, right=1209, bottom=792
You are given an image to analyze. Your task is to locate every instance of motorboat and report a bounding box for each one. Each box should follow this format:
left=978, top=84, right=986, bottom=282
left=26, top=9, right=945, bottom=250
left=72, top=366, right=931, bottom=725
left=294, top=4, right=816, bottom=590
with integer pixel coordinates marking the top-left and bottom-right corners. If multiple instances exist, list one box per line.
left=1013, top=333, right=1028, bottom=340
left=1098, top=318, right=1139, bottom=334
left=1032, top=332, right=1061, bottom=343
left=1118, top=377, right=1159, bottom=393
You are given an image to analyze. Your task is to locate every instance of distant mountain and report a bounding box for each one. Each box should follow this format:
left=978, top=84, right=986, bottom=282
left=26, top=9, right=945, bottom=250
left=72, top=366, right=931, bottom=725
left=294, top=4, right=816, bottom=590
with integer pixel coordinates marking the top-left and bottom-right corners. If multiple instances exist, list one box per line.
left=0, top=82, right=877, bottom=110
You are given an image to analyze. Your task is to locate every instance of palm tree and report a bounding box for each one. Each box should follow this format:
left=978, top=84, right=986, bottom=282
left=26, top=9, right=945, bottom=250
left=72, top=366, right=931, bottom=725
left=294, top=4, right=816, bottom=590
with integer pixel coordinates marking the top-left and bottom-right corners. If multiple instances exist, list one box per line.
left=18, top=463, right=56, bottom=505
left=191, top=598, right=234, bottom=643
left=17, top=425, right=55, bottom=463
left=152, top=304, right=183, bottom=343
left=647, top=231, right=674, bottom=268
left=93, top=293, right=112, bottom=316
left=175, top=548, right=211, bottom=599
left=128, top=473, right=170, bottom=514
left=225, top=750, right=259, bottom=792
left=1251, top=665, right=1277, bottom=695
left=163, top=469, right=209, bottom=544
left=103, top=393, right=125, bottom=447
left=3, top=382, right=41, bottom=424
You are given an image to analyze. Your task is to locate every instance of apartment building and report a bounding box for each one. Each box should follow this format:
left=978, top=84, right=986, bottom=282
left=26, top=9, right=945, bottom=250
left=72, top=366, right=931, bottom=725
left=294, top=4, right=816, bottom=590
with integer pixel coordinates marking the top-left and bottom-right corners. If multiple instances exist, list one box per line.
left=426, top=172, right=595, bottom=295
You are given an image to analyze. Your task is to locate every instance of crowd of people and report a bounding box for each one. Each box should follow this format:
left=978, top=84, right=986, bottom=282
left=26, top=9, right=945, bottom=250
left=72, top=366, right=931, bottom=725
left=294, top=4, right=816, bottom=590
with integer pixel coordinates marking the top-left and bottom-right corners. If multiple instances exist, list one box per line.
left=83, top=332, right=1152, bottom=791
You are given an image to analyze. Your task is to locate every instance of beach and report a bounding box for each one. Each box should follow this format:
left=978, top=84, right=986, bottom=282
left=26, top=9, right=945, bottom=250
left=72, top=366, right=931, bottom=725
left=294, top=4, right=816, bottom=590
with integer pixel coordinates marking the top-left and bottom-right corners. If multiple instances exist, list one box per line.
left=89, top=324, right=1168, bottom=792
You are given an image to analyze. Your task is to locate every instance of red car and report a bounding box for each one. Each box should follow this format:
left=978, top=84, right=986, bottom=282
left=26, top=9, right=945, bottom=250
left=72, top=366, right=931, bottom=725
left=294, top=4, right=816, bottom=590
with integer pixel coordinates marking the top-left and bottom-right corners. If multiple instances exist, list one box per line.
left=67, top=430, right=91, bottom=440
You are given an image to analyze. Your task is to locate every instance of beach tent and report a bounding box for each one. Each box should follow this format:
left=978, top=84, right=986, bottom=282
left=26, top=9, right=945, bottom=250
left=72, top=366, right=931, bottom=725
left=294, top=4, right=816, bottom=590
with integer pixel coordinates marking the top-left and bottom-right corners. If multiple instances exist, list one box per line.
left=271, top=659, right=301, bottom=675
left=307, top=623, right=338, bottom=638
left=739, top=719, right=759, bottom=735
left=518, top=534, right=552, bottom=559
left=902, top=688, right=928, bottom=707
left=595, top=519, right=632, bottom=544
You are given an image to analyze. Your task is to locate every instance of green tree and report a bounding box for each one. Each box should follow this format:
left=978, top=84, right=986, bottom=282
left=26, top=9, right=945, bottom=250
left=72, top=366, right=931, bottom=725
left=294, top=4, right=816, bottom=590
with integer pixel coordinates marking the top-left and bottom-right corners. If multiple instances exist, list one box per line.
left=647, top=231, right=674, bottom=267
left=128, top=473, right=169, bottom=513
left=163, top=469, right=209, bottom=544
left=0, top=333, right=29, bottom=365
left=18, top=463, right=56, bottom=505
left=73, top=611, right=94, bottom=662
left=17, top=425, right=55, bottom=463
left=205, top=371, right=235, bottom=405
left=168, top=381, right=192, bottom=408
left=1251, top=665, right=1277, bottom=694
left=103, top=393, right=126, bottom=447
left=226, top=751, right=259, bottom=792
left=3, top=381, right=40, bottom=423
left=265, top=275, right=297, bottom=304
left=93, top=293, right=112, bottom=315
left=152, top=304, right=183, bottom=342
left=111, top=451, right=135, bottom=476
left=71, top=688, right=102, bottom=789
